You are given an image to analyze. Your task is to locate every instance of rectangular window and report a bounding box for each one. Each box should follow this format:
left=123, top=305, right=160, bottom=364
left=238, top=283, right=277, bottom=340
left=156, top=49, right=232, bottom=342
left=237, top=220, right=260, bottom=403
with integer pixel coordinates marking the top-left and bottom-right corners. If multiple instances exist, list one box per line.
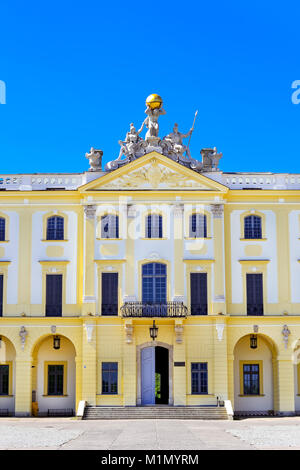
left=243, top=364, right=260, bottom=395
left=101, top=273, right=118, bottom=315
left=102, top=362, right=118, bottom=394
left=47, top=364, right=64, bottom=395
left=190, top=273, right=207, bottom=315
left=147, top=214, right=162, bottom=238
left=0, top=274, right=3, bottom=316
left=0, top=365, right=9, bottom=395
left=46, top=274, right=62, bottom=317
left=0, top=218, right=5, bottom=242
left=101, top=215, right=119, bottom=239
left=246, top=273, right=263, bottom=316
left=189, top=214, right=207, bottom=238
left=191, top=363, right=208, bottom=394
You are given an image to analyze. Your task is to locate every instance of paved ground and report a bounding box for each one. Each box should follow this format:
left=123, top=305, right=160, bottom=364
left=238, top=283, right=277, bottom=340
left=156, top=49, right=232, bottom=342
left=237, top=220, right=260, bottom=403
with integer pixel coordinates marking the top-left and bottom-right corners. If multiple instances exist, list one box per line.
left=1, top=417, right=300, bottom=450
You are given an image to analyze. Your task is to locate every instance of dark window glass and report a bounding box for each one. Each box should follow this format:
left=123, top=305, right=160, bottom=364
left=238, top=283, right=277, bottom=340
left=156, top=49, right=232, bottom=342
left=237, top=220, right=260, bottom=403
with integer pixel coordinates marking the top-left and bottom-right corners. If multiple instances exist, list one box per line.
left=0, top=218, right=5, bottom=241
left=101, top=273, right=118, bottom=315
left=0, top=365, right=9, bottom=395
left=190, top=273, right=207, bottom=315
left=246, top=273, right=263, bottom=316
left=191, top=363, right=208, bottom=394
left=0, top=274, right=3, bottom=316
left=142, top=263, right=167, bottom=304
left=47, top=365, right=64, bottom=395
left=46, top=274, right=62, bottom=316
left=101, top=215, right=119, bottom=239
left=46, top=216, right=64, bottom=240
left=243, top=364, right=260, bottom=395
left=146, top=214, right=163, bottom=238
left=102, top=362, right=118, bottom=394
left=189, top=214, right=207, bottom=238
left=244, top=215, right=262, bottom=239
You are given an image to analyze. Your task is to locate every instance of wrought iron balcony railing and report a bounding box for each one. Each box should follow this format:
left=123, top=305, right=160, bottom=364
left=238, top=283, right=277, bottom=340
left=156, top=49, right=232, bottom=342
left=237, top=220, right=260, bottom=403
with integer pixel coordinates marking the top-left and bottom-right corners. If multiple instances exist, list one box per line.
left=121, top=301, right=188, bottom=318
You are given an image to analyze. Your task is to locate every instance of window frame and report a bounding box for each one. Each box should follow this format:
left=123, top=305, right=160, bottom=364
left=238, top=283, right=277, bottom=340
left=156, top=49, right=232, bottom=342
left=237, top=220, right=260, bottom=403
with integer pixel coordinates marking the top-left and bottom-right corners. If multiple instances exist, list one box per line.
left=244, top=215, right=262, bottom=240
left=142, top=262, right=167, bottom=304
left=100, top=214, right=119, bottom=239
left=101, top=362, right=118, bottom=395
left=191, top=362, right=208, bottom=395
left=146, top=214, right=163, bottom=239
left=46, top=215, right=65, bottom=241
left=44, top=361, right=68, bottom=397
left=239, top=360, right=264, bottom=396
left=189, top=213, right=207, bottom=238
left=0, top=217, right=6, bottom=242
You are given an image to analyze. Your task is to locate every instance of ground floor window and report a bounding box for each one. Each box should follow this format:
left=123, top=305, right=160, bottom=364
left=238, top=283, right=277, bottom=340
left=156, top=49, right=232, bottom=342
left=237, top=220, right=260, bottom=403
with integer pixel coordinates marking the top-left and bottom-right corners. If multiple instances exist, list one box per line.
left=243, top=363, right=260, bottom=395
left=0, top=365, right=9, bottom=395
left=102, top=362, right=118, bottom=394
left=191, top=362, right=208, bottom=394
left=47, top=364, right=64, bottom=396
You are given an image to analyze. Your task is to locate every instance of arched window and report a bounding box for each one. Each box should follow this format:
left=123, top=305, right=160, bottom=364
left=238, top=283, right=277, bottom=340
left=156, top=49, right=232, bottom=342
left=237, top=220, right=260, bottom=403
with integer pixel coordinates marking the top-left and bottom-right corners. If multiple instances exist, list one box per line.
left=46, top=216, right=64, bottom=240
left=0, top=218, right=5, bottom=242
left=189, top=214, right=207, bottom=238
left=101, top=214, right=119, bottom=239
left=146, top=214, right=162, bottom=238
left=142, top=263, right=167, bottom=304
left=244, top=215, right=262, bottom=239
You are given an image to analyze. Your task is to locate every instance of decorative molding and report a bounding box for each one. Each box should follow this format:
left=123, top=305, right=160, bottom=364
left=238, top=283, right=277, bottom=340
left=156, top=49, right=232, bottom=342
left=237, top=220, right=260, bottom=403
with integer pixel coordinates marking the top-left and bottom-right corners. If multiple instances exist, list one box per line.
left=19, top=326, right=28, bottom=351
left=282, top=324, right=291, bottom=350
left=210, top=204, right=224, bottom=218
left=50, top=325, right=56, bottom=334
left=253, top=325, right=259, bottom=333
left=125, top=323, right=134, bottom=344
left=175, top=325, right=184, bottom=344
left=84, top=205, right=96, bottom=219
left=216, top=323, right=225, bottom=341
left=85, top=324, right=94, bottom=343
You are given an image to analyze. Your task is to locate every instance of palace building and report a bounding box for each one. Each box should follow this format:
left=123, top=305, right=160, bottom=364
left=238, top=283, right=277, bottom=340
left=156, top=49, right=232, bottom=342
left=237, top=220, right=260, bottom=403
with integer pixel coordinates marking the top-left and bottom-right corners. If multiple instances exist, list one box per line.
left=0, top=95, right=300, bottom=418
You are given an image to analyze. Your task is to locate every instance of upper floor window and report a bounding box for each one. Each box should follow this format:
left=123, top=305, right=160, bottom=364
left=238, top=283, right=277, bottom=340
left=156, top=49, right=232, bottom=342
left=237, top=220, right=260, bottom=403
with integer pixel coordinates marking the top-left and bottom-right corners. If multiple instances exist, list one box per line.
left=45, top=274, right=62, bottom=317
left=189, top=214, right=207, bottom=238
left=146, top=214, right=162, bottom=239
left=101, top=214, right=119, bottom=239
left=190, top=273, right=207, bottom=315
left=142, top=263, right=167, bottom=304
left=101, top=272, right=118, bottom=316
left=0, top=274, right=3, bottom=316
left=0, top=218, right=5, bottom=241
left=244, top=215, right=262, bottom=239
left=46, top=216, right=64, bottom=240
left=246, top=273, right=263, bottom=316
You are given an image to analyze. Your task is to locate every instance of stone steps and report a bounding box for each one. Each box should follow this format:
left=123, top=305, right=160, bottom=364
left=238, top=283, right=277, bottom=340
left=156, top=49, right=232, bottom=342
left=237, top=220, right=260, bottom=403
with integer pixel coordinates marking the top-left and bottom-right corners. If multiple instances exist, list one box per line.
left=83, top=406, right=229, bottom=420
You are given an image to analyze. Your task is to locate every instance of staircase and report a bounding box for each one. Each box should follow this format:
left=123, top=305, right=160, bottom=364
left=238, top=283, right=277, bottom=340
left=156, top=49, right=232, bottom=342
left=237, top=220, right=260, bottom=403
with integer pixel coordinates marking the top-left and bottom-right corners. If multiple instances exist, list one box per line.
left=83, top=405, right=229, bottom=420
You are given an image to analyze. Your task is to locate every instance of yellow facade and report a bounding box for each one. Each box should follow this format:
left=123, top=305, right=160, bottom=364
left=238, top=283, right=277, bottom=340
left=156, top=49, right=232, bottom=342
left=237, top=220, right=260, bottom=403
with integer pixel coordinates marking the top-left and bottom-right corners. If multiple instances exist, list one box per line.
left=1, top=151, right=300, bottom=417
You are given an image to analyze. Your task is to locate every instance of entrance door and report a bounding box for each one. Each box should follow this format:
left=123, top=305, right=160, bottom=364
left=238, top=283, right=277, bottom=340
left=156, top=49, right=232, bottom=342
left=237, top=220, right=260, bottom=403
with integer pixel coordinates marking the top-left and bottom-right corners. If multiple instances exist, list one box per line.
left=141, top=347, right=155, bottom=405
left=141, top=346, right=169, bottom=405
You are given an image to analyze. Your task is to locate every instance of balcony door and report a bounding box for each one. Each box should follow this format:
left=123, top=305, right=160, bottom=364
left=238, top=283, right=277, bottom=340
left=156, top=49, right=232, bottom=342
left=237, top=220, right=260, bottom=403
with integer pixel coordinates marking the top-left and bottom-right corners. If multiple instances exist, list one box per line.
left=142, top=263, right=167, bottom=304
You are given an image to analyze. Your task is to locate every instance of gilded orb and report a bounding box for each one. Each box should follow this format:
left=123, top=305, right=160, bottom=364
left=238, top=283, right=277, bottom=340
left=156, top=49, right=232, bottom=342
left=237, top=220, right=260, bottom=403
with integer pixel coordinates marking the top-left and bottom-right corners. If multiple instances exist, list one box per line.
left=146, top=94, right=163, bottom=110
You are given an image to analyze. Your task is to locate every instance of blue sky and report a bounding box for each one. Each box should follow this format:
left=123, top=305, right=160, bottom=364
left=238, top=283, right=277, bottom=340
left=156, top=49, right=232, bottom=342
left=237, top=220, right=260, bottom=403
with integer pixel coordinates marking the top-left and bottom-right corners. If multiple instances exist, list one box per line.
left=0, top=0, right=299, bottom=175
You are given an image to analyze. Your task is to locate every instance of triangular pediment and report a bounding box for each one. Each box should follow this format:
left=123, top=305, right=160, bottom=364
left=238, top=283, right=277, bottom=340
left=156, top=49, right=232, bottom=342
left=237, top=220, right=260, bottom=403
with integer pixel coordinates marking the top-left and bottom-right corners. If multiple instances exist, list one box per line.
left=79, top=152, right=228, bottom=192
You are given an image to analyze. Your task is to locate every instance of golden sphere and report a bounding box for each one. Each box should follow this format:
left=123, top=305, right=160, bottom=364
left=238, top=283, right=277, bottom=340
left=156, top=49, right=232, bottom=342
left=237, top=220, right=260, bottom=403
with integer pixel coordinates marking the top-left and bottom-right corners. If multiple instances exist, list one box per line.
left=146, top=94, right=163, bottom=109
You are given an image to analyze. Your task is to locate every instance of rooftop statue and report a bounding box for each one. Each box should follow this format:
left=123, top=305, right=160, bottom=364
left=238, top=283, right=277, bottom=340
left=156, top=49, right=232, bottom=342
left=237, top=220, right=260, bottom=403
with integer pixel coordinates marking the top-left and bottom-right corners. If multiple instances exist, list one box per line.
left=143, top=94, right=166, bottom=143
left=85, top=147, right=103, bottom=172
left=163, top=123, right=194, bottom=161
left=117, top=122, right=146, bottom=161
left=104, top=94, right=222, bottom=172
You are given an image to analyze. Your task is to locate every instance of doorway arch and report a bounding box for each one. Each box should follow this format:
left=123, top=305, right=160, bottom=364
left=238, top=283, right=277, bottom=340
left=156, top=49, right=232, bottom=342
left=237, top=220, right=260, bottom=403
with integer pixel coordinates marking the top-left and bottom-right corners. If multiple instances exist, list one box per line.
left=137, top=341, right=173, bottom=406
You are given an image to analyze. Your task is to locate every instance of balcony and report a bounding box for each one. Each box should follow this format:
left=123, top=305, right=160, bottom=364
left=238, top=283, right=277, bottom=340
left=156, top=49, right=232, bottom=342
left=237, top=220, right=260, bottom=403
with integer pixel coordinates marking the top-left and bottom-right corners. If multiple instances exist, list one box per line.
left=121, top=301, right=188, bottom=318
